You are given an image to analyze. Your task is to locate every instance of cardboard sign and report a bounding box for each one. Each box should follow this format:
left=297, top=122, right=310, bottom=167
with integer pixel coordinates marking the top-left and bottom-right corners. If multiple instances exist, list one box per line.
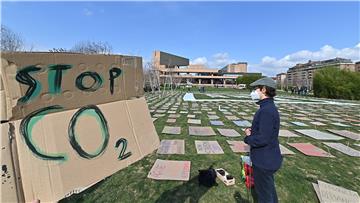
left=1, top=52, right=144, bottom=121
left=0, top=53, right=160, bottom=202
left=0, top=123, right=23, bottom=203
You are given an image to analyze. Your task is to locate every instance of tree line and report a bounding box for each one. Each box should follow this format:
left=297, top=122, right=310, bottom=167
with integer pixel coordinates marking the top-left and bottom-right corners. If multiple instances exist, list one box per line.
left=313, top=67, right=360, bottom=100
left=1, top=25, right=112, bottom=54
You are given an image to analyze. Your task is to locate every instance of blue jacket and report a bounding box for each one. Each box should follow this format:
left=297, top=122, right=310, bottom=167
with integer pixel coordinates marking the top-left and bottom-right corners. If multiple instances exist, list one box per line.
left=244, top=98, right=282, bottom=171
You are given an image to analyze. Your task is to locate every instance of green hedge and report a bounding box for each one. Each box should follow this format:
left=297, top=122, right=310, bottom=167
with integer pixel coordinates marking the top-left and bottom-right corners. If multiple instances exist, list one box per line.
left=313, top=67, right=360, bottom=100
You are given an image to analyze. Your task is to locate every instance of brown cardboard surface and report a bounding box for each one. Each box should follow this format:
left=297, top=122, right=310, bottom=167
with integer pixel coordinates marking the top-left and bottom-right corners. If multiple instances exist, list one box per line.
left=0, top=53, right=160, bottom=202
left=0, top=75, right=8, bottom=121
left=0, top=123, right=24, bottom=203
left=1, top=58, right=20, bottom=120
left=1, top=52, right=144, bottom=120
left=10, top=97, right=159, bottom=202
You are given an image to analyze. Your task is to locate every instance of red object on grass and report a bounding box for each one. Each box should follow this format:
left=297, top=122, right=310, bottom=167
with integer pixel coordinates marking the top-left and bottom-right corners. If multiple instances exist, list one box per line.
left=244, top=163, right=254, bottom=188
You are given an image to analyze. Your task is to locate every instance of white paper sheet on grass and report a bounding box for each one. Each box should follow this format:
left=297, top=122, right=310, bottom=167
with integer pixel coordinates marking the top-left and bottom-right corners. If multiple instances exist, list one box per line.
left=279, top=130, right=300, bottom=137
left=226, top=140, right=249, bottom=153
left=147, top=159, right=191, bottom=181
left=195, top=141, right=224, bottom=154
left=210, top=120, right=224, bottom=126
left=314, top=180, right=360, bottom=203
left=189, top=126, right=216, bottom=136
left=312, top=183, right=322, bottom=202
left=162, top=126, right=181, bottom=135
left=168, top=114, right=180, bottom=118
left=217, top=128, right=241, bottom=137
left=205, top=94, right=228, bottom=98
left=225, top=115, right=239, bottom=120
left=157, top=140, right=185, bottom=154
left=280, top=122, right=291, bottom=126
left=166, top=118, right=177, bottom=123
left=291, top=121, right=309, bottom=127
left=323, top=142, right=360, bottom=157
left=310, top=121, right=327, bottom=126
left=295, top=129, right=343, bottom=140
left=279, top=144, right=295, bottom=155
left=331, top=122, right=351, bottom=127
left=153, top=113, right=166, bottom=118
left=327, top=130, right=360, bottom=141
left=156, top=110, right=167, bottom=113
left=288, top=143, right=334, bottom=157
left=233, top=120, right=252, bottom=127
left=183, top=93, right=196, bottom=101
left=187, top=119, right=202, bottom=125
left=208, top=115, right=220, bottom=120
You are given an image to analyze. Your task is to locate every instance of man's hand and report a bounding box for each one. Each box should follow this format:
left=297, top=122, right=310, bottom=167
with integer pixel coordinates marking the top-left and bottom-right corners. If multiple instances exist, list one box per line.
left=244, top=128, right=251, bottom=136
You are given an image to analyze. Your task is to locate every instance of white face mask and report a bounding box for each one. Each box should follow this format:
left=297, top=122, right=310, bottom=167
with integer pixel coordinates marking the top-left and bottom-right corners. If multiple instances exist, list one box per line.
left=250, top=90, right=261, bottom=100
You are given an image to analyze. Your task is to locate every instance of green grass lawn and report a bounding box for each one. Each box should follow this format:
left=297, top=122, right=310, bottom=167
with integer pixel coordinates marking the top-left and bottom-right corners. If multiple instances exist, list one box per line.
left=61, top=88, right=360, bottom=203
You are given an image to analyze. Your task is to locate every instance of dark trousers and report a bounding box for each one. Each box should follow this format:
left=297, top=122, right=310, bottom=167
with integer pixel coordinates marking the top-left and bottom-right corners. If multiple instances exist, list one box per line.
left=253, top=165, right=278, bottom=203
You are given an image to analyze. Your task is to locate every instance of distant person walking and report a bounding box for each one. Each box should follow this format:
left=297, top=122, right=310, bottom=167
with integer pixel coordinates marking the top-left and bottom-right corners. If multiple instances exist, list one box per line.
left=244, top=77, right=282, bottom=203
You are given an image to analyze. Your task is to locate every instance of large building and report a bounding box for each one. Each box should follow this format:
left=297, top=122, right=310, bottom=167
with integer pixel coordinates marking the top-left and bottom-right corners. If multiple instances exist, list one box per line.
left=152, top=50, right=261, bottom=87
left=355, top=61, right=360, bottom=72
left=220, top=62, right=247, bottom=73
left=276, top=73, right=287, bottom=90
left=286, top=57, right=355, bottom=90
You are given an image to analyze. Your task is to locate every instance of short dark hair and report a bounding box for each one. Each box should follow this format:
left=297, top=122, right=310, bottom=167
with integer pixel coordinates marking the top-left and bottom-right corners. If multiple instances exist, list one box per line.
left=257, top=85, right=276, bottom=97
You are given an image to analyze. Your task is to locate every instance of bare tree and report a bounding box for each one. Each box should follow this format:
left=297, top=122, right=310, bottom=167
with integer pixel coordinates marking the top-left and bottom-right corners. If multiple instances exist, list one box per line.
left=70, top=40, right=112, bottom=54
left=143, top=61, right=161, bottom=93
left=1, top=25, right=24, bottom=52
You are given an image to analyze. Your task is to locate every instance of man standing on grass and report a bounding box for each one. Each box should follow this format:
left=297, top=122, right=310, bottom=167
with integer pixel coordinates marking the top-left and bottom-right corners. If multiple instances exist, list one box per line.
left=244, top=77, right=282, bottom=203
